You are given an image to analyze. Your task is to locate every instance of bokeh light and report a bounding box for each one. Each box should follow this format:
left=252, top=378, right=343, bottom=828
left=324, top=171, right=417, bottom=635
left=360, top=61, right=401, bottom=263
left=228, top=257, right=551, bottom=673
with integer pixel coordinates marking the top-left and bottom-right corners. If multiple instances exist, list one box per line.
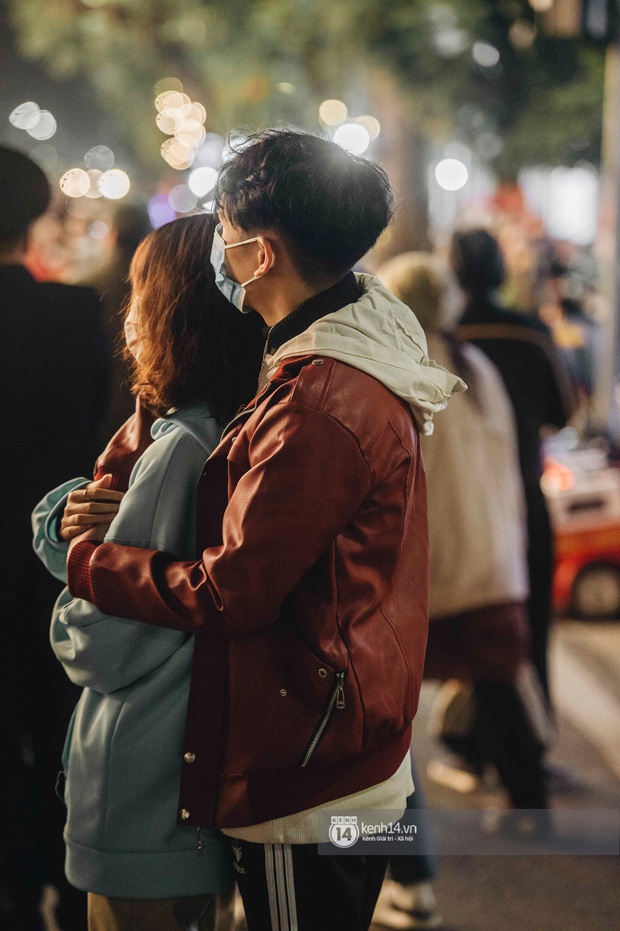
left=148, top=194, right=177, bottom=229
left=9, top=101, right=41, bottom=130
left=333, top=123, right=370, bottom=155
left=85, top=169, right=103, bottom=198
left=197, top=134, right=225, bottom=168
left=188, top=166, right=218, bottom=197
left=472, top=42, right=500, bottom=68
left=89, top=221, right=109, bottom=240
left=27, top=111, right=57, bottom=141
left=434, top=27, right=469, bottom=58
left=156, top=91, right=208, bottom=169
left=155, top=91, right=180, bottom=113
left=157, top=91, right=191, bottom=117
left=356, top=115, right=381, bottom=141
left=160, top=106, right=186, bottom=126
left=98, top=169, right=130, bottom=199
left=509, top=20, right=537, bottom=49
left=84, top=145, right=115, bottom=170
left=476, top=132, right=504, bottom=159
left=186, top=102, right=207, bottom=124
left=175, top=120, right=206, bottom=149
left=434, top=158, right=469, bottom=191
left=168, top=184, right=198, bottom=214
left=166, top=156, right=194, bottom=171
left=319, top=99, right=348, bottom=127
left=154, top=77, right=183, bottom=95
left=277, top=83, right=295, bottom=94
left=528, top=0, right=553, bottom=10
left=156, top=112, right=182, bottom=135
left=60, top=168, right=91, bottom=198
left=161, top=137, right=195, bottom=169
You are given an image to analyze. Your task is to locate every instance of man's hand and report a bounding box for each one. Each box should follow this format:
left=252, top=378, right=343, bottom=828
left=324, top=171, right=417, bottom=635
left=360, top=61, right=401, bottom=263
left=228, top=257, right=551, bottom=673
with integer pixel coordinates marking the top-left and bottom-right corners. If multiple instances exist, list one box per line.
left=60, top=474, right=124, bottom=542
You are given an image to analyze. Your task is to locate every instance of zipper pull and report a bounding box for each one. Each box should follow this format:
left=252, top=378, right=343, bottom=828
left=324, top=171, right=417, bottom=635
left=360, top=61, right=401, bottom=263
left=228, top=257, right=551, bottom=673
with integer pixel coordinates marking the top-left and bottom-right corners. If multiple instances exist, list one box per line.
left=257, top=328, right=272, bottom=391
left=336, top=672, right=345, bottom=710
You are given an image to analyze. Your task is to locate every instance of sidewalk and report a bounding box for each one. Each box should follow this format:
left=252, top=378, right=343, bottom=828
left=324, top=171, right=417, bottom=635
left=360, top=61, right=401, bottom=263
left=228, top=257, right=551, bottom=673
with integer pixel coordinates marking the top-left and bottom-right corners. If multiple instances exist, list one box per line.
left=372, top=622, right=620, bottom=931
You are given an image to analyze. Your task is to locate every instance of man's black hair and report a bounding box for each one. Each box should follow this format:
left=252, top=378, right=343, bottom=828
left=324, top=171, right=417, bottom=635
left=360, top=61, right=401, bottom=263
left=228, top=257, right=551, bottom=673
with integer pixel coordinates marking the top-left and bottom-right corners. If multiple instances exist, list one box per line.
left=450, top=228, right=506, bottom=294
left=0, top=146, right=51, bottom=246
left=215, top=128, right=394, bottom=286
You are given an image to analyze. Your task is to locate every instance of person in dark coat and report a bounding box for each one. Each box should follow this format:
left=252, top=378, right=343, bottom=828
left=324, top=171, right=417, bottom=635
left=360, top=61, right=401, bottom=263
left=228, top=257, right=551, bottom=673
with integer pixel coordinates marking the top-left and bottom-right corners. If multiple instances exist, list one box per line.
left=451, top=229, right=576, bottom=704
left=0, top=145, right=110, bottom=930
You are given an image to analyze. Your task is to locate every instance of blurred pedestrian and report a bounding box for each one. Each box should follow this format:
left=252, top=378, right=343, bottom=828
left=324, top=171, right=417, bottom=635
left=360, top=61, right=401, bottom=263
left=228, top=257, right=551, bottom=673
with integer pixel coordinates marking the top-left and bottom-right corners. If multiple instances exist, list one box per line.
left=82, top=202, right=152, bottom=439
left=375, top=252, right=549, bottom=928
left=33, top=214, right=264, bottom=931
left=540, top=258, right=601, bottom=425
left=451, top=229, right=576, bottom=705
left=0, top=145, right=110, bottom=930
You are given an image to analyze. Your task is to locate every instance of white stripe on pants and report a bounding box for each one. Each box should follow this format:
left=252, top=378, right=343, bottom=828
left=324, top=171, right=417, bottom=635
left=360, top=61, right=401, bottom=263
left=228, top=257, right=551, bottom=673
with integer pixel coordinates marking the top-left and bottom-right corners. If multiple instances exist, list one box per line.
left=264, top=844, right=299, bottom=930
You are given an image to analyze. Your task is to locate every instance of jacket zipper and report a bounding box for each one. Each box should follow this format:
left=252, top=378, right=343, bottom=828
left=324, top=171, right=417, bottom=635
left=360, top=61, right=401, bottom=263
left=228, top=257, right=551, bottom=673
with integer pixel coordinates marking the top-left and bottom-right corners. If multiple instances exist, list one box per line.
left=300, top=671, right=346, bottom=768
left=256, top=328, right=272, bottom=392
left=219, top=394, right=262, bottom=441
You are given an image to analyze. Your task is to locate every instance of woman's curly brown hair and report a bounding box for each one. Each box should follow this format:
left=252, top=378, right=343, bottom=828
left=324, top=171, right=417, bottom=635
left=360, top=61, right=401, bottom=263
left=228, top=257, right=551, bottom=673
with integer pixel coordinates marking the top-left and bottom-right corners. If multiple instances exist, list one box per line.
left=123, top=214, right=264, bottom=424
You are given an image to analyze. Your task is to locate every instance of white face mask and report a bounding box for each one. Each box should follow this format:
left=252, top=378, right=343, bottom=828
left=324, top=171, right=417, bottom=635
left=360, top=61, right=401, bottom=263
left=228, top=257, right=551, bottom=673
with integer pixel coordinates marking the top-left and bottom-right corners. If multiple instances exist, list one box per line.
left=124, top=295, right=143, bottom=362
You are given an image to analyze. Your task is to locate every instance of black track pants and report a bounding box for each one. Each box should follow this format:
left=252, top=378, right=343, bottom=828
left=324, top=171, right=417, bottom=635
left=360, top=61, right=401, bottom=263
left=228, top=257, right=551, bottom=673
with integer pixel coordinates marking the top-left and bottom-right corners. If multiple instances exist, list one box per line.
left=228, top=837, right=387, bottom=931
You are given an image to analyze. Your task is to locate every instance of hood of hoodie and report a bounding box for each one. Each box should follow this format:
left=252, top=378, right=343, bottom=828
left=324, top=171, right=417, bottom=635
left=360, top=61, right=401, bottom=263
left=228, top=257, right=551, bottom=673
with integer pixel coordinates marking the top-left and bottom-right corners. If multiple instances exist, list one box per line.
left=152, top=401, right=221, bottom=454
left=262, top=274, right=466, bottom=435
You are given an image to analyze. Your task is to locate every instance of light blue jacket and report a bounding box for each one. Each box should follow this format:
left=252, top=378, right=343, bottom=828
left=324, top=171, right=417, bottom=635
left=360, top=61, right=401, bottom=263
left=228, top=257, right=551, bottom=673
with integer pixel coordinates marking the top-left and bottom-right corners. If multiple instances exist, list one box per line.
left=32, top=404, right=234, bottom=898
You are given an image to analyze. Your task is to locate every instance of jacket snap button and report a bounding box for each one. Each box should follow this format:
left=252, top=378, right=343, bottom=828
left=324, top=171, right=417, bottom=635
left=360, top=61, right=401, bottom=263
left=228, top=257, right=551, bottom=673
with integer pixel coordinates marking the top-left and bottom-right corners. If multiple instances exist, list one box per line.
left=279, top=688, right=288, bottom=697
left=180, top=808, right=191, bottom=820
left=184, top=752, right=196, bottom=763
left=318, top=668, right=328, bottom=678
left=312, top=358, right=324, bottom=365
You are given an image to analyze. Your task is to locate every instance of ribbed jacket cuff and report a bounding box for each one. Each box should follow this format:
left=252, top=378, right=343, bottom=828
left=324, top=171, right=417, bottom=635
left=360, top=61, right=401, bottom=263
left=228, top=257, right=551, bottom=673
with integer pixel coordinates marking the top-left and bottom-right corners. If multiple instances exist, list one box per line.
left=68, top=540, right=100, bottom=601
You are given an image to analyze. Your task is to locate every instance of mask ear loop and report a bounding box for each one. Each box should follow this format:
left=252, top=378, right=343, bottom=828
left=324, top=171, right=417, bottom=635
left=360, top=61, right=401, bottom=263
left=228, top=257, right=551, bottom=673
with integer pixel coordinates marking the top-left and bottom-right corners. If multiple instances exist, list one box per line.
left=223, top=236, right=260, bottom=250
left=223, top=236, right=264, bottom=289
left=240, top=273, right=263, bottom=288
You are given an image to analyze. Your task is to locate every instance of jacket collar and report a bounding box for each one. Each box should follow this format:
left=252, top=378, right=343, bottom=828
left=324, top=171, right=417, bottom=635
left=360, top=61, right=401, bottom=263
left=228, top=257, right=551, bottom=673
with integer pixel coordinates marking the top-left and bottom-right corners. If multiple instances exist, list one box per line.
left=267, top=272, right=360, bottom=352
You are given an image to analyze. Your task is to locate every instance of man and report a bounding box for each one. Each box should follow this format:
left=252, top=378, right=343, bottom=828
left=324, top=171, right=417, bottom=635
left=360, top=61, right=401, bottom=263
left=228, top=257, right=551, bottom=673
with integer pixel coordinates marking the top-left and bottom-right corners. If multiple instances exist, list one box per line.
left=66, top=129, right=463, bottom=931
left=0, top=146, right=110, bottom=930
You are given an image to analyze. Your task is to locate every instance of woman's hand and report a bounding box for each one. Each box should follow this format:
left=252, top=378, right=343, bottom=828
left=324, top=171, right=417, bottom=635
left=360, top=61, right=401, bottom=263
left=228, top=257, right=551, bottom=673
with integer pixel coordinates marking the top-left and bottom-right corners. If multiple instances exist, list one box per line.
left=59, top=474, right=124, bottom=542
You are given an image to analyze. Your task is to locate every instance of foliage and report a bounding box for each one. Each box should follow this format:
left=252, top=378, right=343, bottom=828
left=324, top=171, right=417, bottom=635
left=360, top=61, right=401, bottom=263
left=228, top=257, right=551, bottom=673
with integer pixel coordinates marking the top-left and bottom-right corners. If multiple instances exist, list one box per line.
left=7, top=0, right=605, bottom=178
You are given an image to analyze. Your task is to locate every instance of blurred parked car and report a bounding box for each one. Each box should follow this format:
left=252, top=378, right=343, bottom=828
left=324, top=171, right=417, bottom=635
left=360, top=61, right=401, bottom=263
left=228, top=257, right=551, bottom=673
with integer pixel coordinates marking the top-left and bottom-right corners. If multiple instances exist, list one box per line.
left=543, top=431, right=620, bottom=619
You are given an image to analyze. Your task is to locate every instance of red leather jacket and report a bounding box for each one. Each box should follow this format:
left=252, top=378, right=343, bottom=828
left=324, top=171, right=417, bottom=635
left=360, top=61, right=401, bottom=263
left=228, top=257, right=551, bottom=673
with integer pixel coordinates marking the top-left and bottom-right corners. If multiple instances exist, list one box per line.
left=69, top=355, right=429, bottom=829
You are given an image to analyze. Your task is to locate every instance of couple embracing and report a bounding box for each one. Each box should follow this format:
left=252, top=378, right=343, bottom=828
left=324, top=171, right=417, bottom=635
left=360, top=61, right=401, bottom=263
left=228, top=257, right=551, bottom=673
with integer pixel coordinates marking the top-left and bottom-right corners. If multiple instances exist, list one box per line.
left=34, top=128, right=463, bottom=931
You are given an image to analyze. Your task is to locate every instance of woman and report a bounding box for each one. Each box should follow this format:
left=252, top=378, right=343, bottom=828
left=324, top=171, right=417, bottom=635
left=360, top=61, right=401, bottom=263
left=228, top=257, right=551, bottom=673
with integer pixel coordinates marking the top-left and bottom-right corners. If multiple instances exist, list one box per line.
left=32, top=214, right=263, bottom=931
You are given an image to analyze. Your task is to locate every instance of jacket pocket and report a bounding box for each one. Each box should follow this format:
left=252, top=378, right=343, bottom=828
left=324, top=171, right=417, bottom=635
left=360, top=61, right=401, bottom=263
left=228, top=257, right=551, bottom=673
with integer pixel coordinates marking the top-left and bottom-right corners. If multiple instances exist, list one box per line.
left=270, top=627, right=338, bottom=714
left=299, top=671, right=346, bottom=767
